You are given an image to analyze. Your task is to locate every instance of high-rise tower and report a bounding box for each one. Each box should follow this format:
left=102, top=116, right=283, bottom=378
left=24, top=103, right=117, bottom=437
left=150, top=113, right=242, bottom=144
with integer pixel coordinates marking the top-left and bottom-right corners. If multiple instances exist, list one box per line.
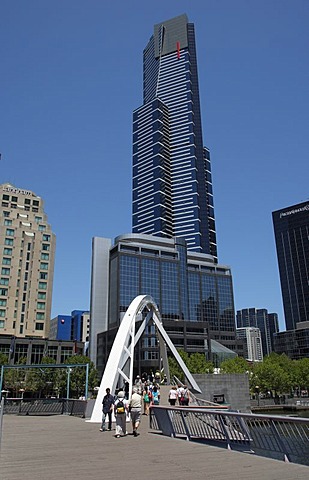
left=272, top=201, right=309, bottom=330
left=132, top=14, right=217, bottom=260
left=0, top=183, right=55, bottom=338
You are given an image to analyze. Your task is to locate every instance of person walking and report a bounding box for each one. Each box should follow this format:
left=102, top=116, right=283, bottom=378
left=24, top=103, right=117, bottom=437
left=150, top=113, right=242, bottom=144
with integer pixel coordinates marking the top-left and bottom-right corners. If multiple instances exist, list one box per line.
left=151, top=385, right=160, bottom=405
left=129, top=386, right=142, bottom=436
left=114, top=390, right=129, bottom=438
left=142, top=385, right=151, bottom=415
left=100, top=388, right=115, bottom=432
left=168, top=386, right=178, bottom=406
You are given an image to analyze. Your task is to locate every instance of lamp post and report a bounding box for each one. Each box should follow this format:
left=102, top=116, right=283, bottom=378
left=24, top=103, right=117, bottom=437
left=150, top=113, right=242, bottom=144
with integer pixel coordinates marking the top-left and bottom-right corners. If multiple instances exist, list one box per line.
left=255, top=386, right=260, bottom=406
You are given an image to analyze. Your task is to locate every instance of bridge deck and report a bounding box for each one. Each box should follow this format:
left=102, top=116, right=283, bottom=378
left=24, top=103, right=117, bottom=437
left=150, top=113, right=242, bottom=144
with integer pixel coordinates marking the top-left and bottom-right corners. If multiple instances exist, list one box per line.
left=0, top=414, right=308, bottom=480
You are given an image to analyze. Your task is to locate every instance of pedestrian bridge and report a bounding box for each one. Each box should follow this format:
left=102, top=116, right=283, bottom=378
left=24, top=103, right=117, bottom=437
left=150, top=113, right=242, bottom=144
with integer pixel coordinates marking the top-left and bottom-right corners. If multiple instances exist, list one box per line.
left=1, top=413, right=309, bottom=480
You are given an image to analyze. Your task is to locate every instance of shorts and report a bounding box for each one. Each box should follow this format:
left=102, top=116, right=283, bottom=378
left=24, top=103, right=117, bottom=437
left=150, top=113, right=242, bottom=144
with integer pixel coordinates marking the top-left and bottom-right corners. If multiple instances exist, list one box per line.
left=130, top=408, right=141, bottom=423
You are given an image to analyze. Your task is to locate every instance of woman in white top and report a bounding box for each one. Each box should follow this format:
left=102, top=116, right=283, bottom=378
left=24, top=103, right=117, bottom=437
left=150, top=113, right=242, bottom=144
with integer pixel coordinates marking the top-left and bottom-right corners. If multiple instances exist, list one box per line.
left=168, top=386, right=178, bottom=406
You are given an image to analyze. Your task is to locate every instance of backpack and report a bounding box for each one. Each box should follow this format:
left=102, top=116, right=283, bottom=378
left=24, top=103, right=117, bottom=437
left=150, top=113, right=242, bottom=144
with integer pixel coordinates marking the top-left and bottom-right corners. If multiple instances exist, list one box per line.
left=116, top=400, right=125, bottom=414
left=152, top=391, right=160, bottom=405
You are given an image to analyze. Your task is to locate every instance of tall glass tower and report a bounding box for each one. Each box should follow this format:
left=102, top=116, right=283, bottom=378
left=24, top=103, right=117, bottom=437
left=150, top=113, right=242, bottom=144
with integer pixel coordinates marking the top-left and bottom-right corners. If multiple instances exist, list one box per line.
left=273, top=201, right=309, bottom=331
left=132, top=14, right=217, bottom=260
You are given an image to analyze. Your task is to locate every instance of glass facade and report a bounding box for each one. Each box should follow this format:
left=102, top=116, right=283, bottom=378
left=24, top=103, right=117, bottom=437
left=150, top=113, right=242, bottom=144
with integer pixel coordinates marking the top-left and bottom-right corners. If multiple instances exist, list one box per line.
left=273, top=201, right=309, bottom=331
left=108, top=234, right=236, bottom=352
left=236, top=308, right=279, bottom=357
left=132, top=15, right=217, bottom=260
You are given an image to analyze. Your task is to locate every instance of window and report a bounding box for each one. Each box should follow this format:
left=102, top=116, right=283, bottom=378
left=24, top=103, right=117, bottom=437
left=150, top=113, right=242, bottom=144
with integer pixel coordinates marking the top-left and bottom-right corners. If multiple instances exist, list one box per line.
left=38, top=225, right=46, bottom=232
left=40, top=262, right=48, bottom=270
left=0, top=309, right=5, bottom=317
left=41, top=253, right=49, bottom=260
left=40, top=272, right=48, bottom=280
left=37, top=302, right=45, bottom=310
left=12, top=196, right=18, bottom=202
left=3, top=211, right=10, bottom=217
left=0, top=320, right=4, bottom=328
left=6, top=228, right=14, bottom=236
left=38, top=282, right=47, bottom=289
left=38, top=292, right=46, bottom=299
left=0, top=289, right=8, bottom=296
left=2, top=194, right=9, bottom=201
left=35, top=216, right=42, bottom=223
left=35, top=323, right=44, bottom=330
left=36, top=312, right=45, bottom=320
left=24, top=198, right=30, bottom=205
left=0, top=278, right=9, bottom=286
left=1, top=268, right=10, bottom=276
left=4, top=219, right=12, bottom=226
left=2, top=258, right=11, bottom=265
left=0, top=299, right=7, bottom=306
left=33, top=200, right=39, bottom=206
left=43, top=234, right=50, bottom=242
left=4, top=238, right=13, bottom=246
left=42, top=244, right=50, bottom=251
left=19, top=325, right=23, bottom=334
left=3, top=248, right=12, bottom=255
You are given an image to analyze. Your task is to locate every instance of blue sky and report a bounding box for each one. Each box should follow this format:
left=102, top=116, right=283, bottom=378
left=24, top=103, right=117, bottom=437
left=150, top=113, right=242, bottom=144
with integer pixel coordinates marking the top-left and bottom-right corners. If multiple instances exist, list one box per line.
left=1, top=1, right=308, bottom=330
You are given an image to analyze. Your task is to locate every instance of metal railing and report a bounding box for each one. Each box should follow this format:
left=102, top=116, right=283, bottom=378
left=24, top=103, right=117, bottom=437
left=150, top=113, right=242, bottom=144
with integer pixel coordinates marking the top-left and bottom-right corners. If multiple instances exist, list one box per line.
left=150, top=405, right=309, bottom=466
left=3, top=398, right=87, bottom=417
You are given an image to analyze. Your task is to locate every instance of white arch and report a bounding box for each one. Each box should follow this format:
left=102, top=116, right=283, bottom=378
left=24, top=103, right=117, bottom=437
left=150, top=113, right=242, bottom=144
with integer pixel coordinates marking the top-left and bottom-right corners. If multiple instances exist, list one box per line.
left=89, top=295, right=201, bottom=422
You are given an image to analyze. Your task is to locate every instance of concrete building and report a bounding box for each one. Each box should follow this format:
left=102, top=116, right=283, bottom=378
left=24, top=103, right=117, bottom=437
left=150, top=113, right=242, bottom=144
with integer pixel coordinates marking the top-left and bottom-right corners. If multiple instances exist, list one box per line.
left=236, top=327, right=263, bottom=362
left=236, top=308, right=279, bottom=357
left=0, top=183, right=55, bottom=338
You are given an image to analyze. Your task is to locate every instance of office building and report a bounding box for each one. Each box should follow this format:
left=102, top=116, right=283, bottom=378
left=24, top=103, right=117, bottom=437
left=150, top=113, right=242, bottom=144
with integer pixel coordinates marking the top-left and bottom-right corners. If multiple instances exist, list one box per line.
left=272, top=201, right=309, bottom=331
left=91, top=234, right=237, bottom=374
left=0, top=335, right=83, bottom=364
left=132, top=14, right=217, bottom=260
left=0, top=183, right=55, bottom=338
left=236, top=308, right=279, bottom=357
left=274, top=322, right=309, bottom=360
left=49, top=310, right=90, bottom=343
left=236, top=327, right=263, bottom=362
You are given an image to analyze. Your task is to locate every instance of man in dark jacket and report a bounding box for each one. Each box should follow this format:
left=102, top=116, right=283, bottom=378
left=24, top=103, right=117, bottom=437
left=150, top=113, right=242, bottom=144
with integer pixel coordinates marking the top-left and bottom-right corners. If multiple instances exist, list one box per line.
left=100, top=388, right=114, bottom=432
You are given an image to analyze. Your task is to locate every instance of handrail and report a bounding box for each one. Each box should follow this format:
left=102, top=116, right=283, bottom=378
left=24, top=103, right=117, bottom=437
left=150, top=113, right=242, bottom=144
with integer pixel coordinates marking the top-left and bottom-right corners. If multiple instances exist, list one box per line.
left=149, top=405, right=309, bottom=466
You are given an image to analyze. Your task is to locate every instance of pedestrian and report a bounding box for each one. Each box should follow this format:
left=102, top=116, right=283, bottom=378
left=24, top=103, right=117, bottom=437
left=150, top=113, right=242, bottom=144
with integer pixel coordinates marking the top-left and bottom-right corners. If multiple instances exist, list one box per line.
left=114, top=390, right=129, bottom=438
left=151, top=385, right=160, bottom=405
left=134, top=375, right=143, bottom=394
left=129, top=386, right=142, bottom=436
left=177, top=384, right=185, bottom=405
left=168, top=386, right=178, bottom=406
left=179, top=385, right=190, bottom=406
left=100, top=388, right=114, bottom=432
left=142, top=385, right=151, bottom=415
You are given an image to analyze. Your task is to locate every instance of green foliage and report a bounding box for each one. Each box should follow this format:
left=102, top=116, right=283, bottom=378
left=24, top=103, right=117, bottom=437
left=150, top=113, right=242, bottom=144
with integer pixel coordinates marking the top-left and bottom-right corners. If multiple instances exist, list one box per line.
left=56, top=355, right=98, bottom=398
left=220, top=356, right=250, bottom=374
left=168, top=349, right=214, bottom=381
left=0, top=353, right=8, bottom=365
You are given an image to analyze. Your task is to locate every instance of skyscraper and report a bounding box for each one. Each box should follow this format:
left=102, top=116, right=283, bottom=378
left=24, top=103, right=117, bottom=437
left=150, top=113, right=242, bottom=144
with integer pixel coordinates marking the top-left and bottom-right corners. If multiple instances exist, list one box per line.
left=236, top=308, right=279, bottom=356
left=272, top=201, right=309, bottom=330
left=132, top=14, right=217, bottom=260
left=0, top=183, right=55, bottom=338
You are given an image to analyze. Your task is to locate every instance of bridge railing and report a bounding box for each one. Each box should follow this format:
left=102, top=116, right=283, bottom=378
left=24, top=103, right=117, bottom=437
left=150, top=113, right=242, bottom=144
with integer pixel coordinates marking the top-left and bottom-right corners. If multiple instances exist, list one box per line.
left=2, top=398, right=87, bottom=417
left=149, top=405, right=309, bottom=466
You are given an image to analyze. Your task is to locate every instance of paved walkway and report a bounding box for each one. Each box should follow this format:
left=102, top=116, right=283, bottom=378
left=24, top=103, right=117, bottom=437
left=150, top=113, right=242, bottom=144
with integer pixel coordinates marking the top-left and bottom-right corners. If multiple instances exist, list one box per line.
left=0, top=414, right=308, bottom=480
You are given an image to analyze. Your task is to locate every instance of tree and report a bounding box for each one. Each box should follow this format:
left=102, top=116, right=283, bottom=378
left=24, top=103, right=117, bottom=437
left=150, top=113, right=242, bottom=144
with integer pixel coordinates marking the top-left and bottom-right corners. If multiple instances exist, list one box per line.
left=252, top=360, right=292, bottom=396
left=168, top=349, right=214, bottom=382
left=57, top=355, right=98, bottom=398
left=220, top=356, right=250, bottom=374
left=0, top=353, right=8, bottom=365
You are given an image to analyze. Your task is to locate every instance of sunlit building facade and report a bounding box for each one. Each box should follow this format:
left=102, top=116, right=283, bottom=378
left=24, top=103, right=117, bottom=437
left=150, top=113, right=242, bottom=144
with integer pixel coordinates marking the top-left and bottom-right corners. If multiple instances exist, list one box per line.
left=133, top=14, right=217, bottom=260
left=0, top=183, right=55, bottom=338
